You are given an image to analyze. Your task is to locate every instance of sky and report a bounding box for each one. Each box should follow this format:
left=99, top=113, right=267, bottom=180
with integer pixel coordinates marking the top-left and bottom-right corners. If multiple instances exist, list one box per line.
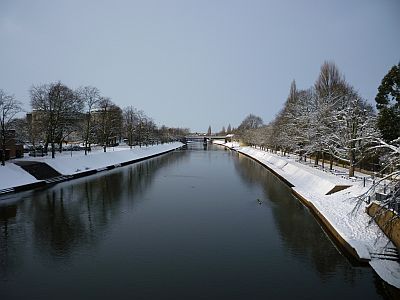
left=0, top=0, right=399, bottom=133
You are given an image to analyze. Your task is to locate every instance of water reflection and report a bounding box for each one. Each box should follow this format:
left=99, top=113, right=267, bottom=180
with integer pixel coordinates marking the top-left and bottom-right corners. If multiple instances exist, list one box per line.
left=0, top=151, right=186, bottom=276
left=0, top=145, right=393, bottom=299
left=233, top=152, right=389, bottom=295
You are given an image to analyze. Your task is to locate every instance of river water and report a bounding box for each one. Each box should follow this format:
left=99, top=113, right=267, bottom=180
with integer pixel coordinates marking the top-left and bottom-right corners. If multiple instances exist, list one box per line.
left=0, top=143, right=393, bottom=299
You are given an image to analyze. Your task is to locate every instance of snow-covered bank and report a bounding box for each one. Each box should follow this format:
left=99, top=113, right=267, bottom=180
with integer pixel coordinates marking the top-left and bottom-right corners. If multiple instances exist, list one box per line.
left=0, top=142, right=184, bottom=193
left=214, top=141, right=400, bottom=289
left=0, top=163, right=42, bottom=192
left=212, top=139, right=240, bottom=148
left=41, top=142, right=184, bottom=175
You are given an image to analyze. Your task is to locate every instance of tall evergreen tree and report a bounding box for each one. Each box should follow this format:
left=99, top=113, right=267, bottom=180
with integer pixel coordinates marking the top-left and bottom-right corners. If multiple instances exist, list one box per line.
left=207, top=125, right=211, bottom=135
left=227, top=124, right=232, bottom=134
left=375, top=62, right=400, bottom=143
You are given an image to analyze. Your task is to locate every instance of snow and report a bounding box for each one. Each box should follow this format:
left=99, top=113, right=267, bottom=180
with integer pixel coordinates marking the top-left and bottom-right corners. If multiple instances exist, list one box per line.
left=370, top=259, right=400, bottom=289
left=214, top=141, right=400, bottom=289
left=1, top=140, right=399, bottom=287
left=212, top=139, right=240, bottom=148
left=41, top=142, right=183, bottom=175
left=0, top=163, right=41, bottom=191
left=0, top=142, right=184, bottom=190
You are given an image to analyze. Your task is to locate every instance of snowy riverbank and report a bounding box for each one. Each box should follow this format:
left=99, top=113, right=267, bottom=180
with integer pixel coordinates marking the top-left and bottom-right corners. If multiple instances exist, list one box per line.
left=213, top=140, right=400, bottom=289
left=0, top=142, right=184, bottom=192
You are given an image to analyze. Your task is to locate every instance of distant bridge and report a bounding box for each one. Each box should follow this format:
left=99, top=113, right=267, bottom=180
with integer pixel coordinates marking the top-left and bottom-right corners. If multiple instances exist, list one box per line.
left=184, top=135, right=228, bottom=141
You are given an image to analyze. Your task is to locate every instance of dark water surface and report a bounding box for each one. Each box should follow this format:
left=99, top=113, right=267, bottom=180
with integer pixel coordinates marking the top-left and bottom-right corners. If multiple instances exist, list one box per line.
left=0, top=144, right=393, bottom=299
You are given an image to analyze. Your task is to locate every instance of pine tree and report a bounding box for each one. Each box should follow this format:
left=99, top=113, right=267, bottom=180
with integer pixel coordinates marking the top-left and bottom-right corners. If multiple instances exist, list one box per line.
left=375, top=62, right=400, bottom=143
left=207, top=125, right=211, bottom=136
left=227, top=124, right=232, bottom=134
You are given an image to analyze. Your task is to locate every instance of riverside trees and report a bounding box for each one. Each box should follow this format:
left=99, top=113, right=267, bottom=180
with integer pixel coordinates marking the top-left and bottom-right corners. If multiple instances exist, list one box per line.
left=363, top=63, right=400, bottom=216
left=0, top=89, right=22, bottom=166
left=78, top=86, right=101, bottom=155
left=24, top=81, right=187, bottom=158
left=96, top=97, right=123, bottom=152
left=30, top=82, right=83, bottom=158
left=239, top=62, right=380, bottom=177
left=234, top=60, right=400, bottom=229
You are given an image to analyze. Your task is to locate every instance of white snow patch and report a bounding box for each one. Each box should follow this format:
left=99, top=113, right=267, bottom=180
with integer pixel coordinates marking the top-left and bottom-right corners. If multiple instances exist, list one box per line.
left=370, top=259, right=400, bottom=289
left=0, top=163, right=41, bottom=190
left=40, top=142, right=183, bottom=175
left=0, top=143, right=183, bottom=190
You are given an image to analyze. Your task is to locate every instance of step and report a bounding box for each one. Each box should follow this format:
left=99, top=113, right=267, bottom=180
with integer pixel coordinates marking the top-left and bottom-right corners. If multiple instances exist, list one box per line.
left=0, top=187, right=15, bottom=195
left=44, top=175, right=72, bottom=184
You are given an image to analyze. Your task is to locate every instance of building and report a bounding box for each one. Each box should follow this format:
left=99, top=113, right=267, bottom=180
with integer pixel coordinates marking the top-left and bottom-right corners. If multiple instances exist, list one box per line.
left=0, top=129, right=24, bottom=160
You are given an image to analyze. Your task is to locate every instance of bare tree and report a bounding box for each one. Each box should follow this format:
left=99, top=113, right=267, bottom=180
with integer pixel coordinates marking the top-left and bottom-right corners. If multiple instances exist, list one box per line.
left=238, top=114, right=263, bottom=131
left=143, top=118, right=156, bottom=146
left=123, top=106, right=139, bottom=149
left=236, top=114, right=263, bottom=145
left=312, top=61, right=347, bottom=167
left=327, top=85, right=379, bottom=176
left=30, top=82, right=83, bottom=158
left=78, top=86, right=100, bottom=155
left=158, top=125, right=170, bottom=143
left=0, top=89, right=23, bottom=165
left=95, top=97, right=122, bottom=152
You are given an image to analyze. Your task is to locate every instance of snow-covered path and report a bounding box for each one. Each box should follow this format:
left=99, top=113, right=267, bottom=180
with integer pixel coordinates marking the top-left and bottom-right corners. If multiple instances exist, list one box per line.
left=214, top=140, right=400, bottom=289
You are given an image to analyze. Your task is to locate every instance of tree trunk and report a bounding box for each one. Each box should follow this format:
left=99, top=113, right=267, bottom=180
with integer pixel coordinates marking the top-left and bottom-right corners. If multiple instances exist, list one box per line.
left=349, top=150, right=355, bottom=177
left=51, top=142, right=55, bottom=159
left=314, top=152, right=319, bottom=166
left=1, top=146, right=5, bottom=166
left=329, top=157, right=333, bottom=170
left=84, top=114, right=91, bottom=156
left=349, top=165, right=355, bottom=177
left=1, top=130, right=5, bottom=166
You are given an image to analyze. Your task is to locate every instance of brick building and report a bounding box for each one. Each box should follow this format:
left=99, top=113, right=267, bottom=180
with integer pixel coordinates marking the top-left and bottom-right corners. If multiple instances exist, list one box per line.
left=0, top=129, right=24, bottom=161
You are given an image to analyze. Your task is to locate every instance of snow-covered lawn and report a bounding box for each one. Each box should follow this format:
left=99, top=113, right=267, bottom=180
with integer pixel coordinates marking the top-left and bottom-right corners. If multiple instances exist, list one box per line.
left=0, top=142, right=183, bottom=190
left=215, top=141, right=400, bottom=289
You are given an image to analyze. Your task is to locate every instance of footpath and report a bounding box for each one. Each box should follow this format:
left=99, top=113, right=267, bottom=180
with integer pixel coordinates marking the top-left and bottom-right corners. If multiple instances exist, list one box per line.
left=0, top=142, right=184, bottom=194
left=213, top=140, right=400, bottom=289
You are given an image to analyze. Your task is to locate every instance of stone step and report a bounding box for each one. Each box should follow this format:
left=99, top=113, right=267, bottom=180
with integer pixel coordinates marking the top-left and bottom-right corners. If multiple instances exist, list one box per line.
left=44, top=175, right=72, bottom=184
left=0, top=187, right=15, bottom=195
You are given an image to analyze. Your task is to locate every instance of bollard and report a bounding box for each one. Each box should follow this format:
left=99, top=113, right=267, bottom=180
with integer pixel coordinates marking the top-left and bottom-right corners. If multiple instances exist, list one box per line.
left=363, top=177, right=366, bottom=187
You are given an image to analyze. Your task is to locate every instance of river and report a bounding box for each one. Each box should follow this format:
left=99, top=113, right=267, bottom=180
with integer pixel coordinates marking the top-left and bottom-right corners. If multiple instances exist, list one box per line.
left=0, top=143, right=393, bottom=299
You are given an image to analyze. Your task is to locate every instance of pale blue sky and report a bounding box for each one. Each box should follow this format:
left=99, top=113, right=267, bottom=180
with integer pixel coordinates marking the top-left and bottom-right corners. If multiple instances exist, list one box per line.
left=0, top=0, right=399, bottom=132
